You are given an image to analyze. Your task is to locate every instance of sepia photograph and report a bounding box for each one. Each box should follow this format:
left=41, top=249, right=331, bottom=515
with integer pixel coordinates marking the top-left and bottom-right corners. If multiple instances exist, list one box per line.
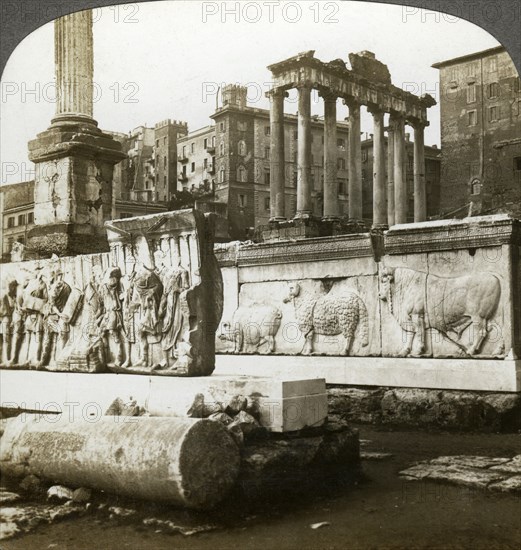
left=0, top=0, right=520, bottom=548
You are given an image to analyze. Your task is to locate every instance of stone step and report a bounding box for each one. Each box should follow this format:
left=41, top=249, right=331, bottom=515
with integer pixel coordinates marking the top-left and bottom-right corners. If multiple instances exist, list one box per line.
left=0, top=370, right=327, bottom=432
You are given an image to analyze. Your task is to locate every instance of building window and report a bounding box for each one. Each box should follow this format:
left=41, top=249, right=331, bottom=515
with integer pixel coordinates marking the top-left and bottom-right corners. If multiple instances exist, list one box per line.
left=191, top=142, right=195, bottom=153
left=220, top=142, right=225, bottom=156
left=163, top=137, right=167, bottom=145
left=468, top=110, right=477, bottom=126
left=264, top=126, right=270, bottom=136
left=156, top=139, right=159, bottom=147
left=219, top=167, right=225, bottom=183
left=28, top=212, right=34, bottom=224
left=293, top=130, right=298, bottom=140
left=514, top=157, right=521, bottom=171
left=337, top=158, right=346, bottom=170
left=489, top=57, right=497, bottom=72
left=488, top=82, right=499, bottom=99
left=361, top=149, right=368, bottom=162
left=220, top=122, right=225, bottom=132
left=338, top=178, right=347, bottom=195
left=264, top=169, right=270, bottom=185
left=238, top=194, right=247, bottom=207
left=203, top=158, right=208, bottom=169
left=489, top=106, right=499, bottom=122
left=164, top=157, right=167, bottom=169
left=237, top=165, right=247, bottom=182
left=212, top=136, right=216, bottom=147
left=449, top=67, right=458, bottom=82
left=203, top=138, right=208, bottom=148
left=7, top=217, right=14, bottom=228
left=467, top=62, right=477, bottom=78
left=264, top=197, right=270, bottom=210
left=265, top=147, right=270, bottom=159
left=470, top=178, right=481, bottom=195
left=337, top=138, right=346, bottom=150
left=182, top=145, right=186, bottom=157
left=191, top=162, right=195, bottom=173
left=18, top=214, right=26, bottom=226
left=164, top=176, right=167, bottom=188
left=467, top=83, right=476, bottom=103
left=238, top=140, right=246, bottom=156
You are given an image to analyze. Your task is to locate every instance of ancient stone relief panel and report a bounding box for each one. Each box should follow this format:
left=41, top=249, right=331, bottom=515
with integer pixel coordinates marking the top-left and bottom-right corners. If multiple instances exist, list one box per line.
left=379, top=247, right=507, bottom=358
left=34, top=158, right=73, bottom=225
left=0, top=210, right=222, bottom=376
left=218, top=275, right=379, bottom=357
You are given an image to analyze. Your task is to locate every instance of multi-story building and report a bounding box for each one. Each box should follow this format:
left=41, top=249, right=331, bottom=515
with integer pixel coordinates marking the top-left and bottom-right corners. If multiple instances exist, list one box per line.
left=178, top=85, right=441, bottom=237
left=360, top=135, right=441, bottom=221
left=111, top=119, right=188, bottom=204
left=0, top=181, right=35, bottom=260
left=432, top=46, right=521, bottom=218
left=178, top=85, right=351, bottom=239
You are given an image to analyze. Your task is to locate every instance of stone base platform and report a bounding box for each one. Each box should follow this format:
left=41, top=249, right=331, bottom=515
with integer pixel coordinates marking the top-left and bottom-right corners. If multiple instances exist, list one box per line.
left=0, top=371, right=327, bottom=433
left=215, top=355, right=521, bottom=392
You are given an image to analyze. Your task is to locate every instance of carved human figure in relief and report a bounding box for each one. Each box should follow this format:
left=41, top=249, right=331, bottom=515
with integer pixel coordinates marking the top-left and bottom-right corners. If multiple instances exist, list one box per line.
left=158, top=263, right=190, bottom=369
left=378, top=267, right=502, bottom=357
left=22, top=269, right=48, bottom=366
left=0, top=279, right=18, bottom=365
left=283, top=281, right=369, bottom=355
left=98, top=267, right=125, bottom=367
left=122, top=265, right=163, bottom=369
left=39, top=267, right=72, bottom=368
left=7, top=275, right=30, bottom=367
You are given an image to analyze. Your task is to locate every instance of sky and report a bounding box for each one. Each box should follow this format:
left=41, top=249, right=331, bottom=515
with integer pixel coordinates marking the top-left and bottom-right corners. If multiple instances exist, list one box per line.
left=0, top=0, right=501, bottom=185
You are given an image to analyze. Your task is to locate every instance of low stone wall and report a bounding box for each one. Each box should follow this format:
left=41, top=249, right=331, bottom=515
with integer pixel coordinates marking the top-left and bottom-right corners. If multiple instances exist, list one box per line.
left=215, top=215, right=521, bottom=392
left=327, top=386, right=521, bottom=432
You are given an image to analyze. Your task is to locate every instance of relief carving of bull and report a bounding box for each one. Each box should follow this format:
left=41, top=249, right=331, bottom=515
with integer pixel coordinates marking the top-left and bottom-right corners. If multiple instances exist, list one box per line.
left=283, top=281, right=369, bottom=355
left=379, top=267, right=502, bottom=357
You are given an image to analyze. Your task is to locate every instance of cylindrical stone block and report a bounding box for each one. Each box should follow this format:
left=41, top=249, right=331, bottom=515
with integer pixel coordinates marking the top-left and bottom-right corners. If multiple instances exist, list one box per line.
left=0, top=415, right=240, bottom=509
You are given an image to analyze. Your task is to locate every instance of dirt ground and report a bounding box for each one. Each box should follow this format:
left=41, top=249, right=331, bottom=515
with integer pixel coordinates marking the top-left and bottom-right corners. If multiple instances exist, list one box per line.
left=2, top=425, right=520, bottom=550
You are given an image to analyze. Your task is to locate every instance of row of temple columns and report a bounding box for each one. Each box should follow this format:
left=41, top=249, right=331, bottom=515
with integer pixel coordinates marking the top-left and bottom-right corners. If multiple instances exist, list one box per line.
left=268, top=86, right=427, bottom=228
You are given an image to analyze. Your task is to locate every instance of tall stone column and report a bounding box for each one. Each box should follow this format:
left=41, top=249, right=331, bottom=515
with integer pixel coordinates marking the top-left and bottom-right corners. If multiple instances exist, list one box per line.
left=413, top=122, right=427, bottom=222
left=386, top=123, right=395, bottom=226
left=27, top=10, right=125, bottom=257
left=322, top=92, right=339, bottom=221
left=369, top=106, right=387, bottom=228
left=269, top=88, right=287, bottom=222
left=346, top=99, right=362, bottom=223
left=54, top=11, right=94, bottom=122
left=295, top=85, right=312, bottom=218
left=392, top=115, right=407, bottom=224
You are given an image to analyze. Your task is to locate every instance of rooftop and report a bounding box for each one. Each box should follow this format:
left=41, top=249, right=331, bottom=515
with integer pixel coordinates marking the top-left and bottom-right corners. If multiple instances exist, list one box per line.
left=431, top=45, right=506, bottom=69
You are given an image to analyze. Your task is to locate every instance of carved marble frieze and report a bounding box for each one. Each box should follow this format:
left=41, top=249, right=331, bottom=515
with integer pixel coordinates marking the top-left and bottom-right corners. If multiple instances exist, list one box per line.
left=0, top=210, right=222, bottom=376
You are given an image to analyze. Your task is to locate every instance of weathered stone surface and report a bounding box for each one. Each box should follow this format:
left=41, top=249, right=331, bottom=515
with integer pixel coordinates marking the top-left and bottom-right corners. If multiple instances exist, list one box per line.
left=237, top=422, right=359, bottom=499
left=0, top=490, right=21, bottom=505
left=489, top=476, right=521, bottom=493
left=360, top=452, right=394, bottom=461
left=0, top=415, right=240, bottom=509
left=47, top=485, right=74, bottom=503
left=187, top=394, right=223, bottom=418
left=327, top=386, right=521, bottom=431
left=72, top=487, right=92, bottom=503
left=490, top=455, right=521, bottom=474
left=208, top=412, right=234, bottom=426
left=225, top=395, right=248, bottom=416
left=400, top=455, right=521, bottom=493
left=229, top=411, right=262, bottom=437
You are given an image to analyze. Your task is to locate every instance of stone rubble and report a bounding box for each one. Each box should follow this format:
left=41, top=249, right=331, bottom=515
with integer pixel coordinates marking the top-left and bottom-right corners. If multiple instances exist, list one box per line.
left=400, top=454, right=521, bottom=493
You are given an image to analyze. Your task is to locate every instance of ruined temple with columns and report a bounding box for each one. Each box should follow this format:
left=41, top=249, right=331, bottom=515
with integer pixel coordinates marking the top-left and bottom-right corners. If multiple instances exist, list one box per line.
left=264, top=50, right=436, bottom=238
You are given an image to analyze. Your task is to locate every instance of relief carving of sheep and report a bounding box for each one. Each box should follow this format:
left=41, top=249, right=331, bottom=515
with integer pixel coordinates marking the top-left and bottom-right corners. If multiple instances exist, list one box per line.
left=283, top=281, right=369, bottom=355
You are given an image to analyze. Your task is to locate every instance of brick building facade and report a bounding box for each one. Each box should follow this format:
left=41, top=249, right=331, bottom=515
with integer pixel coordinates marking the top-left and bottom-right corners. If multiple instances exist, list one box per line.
left=433, top=46, right=521, bottom=218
